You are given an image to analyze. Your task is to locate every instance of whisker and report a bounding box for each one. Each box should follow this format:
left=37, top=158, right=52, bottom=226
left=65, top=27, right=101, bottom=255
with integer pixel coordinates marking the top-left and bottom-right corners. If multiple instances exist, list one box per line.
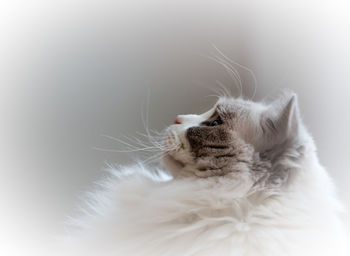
left=212, top=44, right=258, bottom=101
left=94, top=91, right=180, bottom=165
left=141, top=151, right=165, bottom=165
left=92, top=146, right=162, bottom=153
left=211, top=54, right=243, bottom=97
left=202, top=54, right=242, bottom=97
left=191, top=80, right=226, bottom=99
left=100, top=134, right=140, bottom=150
left=215, top=80, right=233, bottom=98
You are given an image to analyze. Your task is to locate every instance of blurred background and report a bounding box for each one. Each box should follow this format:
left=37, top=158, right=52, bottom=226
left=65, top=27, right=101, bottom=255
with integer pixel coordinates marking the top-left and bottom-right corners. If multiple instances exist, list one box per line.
left=1, top=0, right=350, bottom=255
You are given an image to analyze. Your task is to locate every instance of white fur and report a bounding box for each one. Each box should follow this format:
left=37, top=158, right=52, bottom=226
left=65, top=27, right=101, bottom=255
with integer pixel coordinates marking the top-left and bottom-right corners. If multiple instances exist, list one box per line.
left=62, top=161, right=348, bottom=256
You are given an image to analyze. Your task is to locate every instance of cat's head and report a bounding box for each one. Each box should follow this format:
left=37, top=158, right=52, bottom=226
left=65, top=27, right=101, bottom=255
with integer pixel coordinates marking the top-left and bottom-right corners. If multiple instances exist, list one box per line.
left=163, top=90, right=305, bottom=184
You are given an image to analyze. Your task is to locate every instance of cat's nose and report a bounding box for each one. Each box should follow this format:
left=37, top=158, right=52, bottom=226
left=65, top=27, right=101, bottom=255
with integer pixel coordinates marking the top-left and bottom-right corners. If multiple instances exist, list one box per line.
left=174, top=116, right=182, bottom=124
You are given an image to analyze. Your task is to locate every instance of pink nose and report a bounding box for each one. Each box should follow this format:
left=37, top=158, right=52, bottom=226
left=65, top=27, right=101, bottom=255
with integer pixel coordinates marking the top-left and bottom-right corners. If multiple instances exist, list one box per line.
left=174, top=117, right=182, bottom=124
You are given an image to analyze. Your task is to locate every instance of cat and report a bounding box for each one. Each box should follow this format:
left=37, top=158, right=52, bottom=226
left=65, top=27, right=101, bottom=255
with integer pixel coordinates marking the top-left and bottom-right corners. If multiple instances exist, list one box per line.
left=62, top=89, right=348, bottom=256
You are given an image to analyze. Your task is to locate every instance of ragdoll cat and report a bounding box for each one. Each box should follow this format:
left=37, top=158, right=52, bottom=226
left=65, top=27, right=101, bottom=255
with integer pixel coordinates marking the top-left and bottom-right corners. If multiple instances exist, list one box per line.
left=63, top=90, right=348, bottom=256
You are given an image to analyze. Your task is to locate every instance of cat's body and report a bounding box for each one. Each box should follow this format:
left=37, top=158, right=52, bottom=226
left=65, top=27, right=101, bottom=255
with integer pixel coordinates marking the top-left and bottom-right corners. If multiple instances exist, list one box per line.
left=63, top=91, right=348, bottom=256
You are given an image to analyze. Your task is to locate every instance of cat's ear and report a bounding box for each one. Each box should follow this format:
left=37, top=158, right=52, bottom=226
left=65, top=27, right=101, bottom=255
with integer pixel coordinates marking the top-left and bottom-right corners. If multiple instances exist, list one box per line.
left=260, top=90, right=300, bottom=149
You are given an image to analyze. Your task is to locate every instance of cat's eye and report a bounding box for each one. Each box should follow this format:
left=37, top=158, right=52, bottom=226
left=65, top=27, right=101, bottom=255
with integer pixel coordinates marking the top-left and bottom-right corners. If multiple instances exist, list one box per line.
left=209, top=117, right=222, bottom=126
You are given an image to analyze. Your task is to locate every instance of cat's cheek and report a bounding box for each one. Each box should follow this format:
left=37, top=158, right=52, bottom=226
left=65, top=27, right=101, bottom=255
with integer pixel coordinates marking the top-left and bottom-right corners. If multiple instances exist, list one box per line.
left=162, top=154, right=197, bottom=178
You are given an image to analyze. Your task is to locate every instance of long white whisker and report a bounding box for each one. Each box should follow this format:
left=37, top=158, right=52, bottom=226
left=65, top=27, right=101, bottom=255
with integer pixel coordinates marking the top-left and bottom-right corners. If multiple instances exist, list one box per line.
left=95, top=92, right=181, bottom=165
left=92, top=147, right=161, bottom=153
left=202, top=54, right=242, bottom=97
left=215, top=80, right=232, bottom=98
left=191, top=80, right=225, bottom=98
left=141, top=151, right=165, bottom=165
left=135, top=132, right=166, bottom=148
left=212, top=44, right=258, bottom=100
left=100, top=132, right=176, bottom=153
left=100, top=134, right=140, bottom=150
left=211, top=54, right=243, bottom=97
left=140, top=90, right=168, bottom=151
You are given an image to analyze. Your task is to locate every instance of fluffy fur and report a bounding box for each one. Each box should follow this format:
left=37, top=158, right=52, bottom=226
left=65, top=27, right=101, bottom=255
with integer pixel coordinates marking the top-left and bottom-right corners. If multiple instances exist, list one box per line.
left=62, top=91, right=348, bottom=256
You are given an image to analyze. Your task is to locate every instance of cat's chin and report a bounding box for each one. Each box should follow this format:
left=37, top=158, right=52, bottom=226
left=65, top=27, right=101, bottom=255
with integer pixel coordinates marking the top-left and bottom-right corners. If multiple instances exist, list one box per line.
left=162, top=153, right=184, bottom=170
left=162, top=154, right=196, bottom=178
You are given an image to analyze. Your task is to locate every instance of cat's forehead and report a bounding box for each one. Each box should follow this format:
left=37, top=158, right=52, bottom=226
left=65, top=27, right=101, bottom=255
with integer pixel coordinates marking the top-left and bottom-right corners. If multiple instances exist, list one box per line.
left=216, top=97, right=265, bottom=115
